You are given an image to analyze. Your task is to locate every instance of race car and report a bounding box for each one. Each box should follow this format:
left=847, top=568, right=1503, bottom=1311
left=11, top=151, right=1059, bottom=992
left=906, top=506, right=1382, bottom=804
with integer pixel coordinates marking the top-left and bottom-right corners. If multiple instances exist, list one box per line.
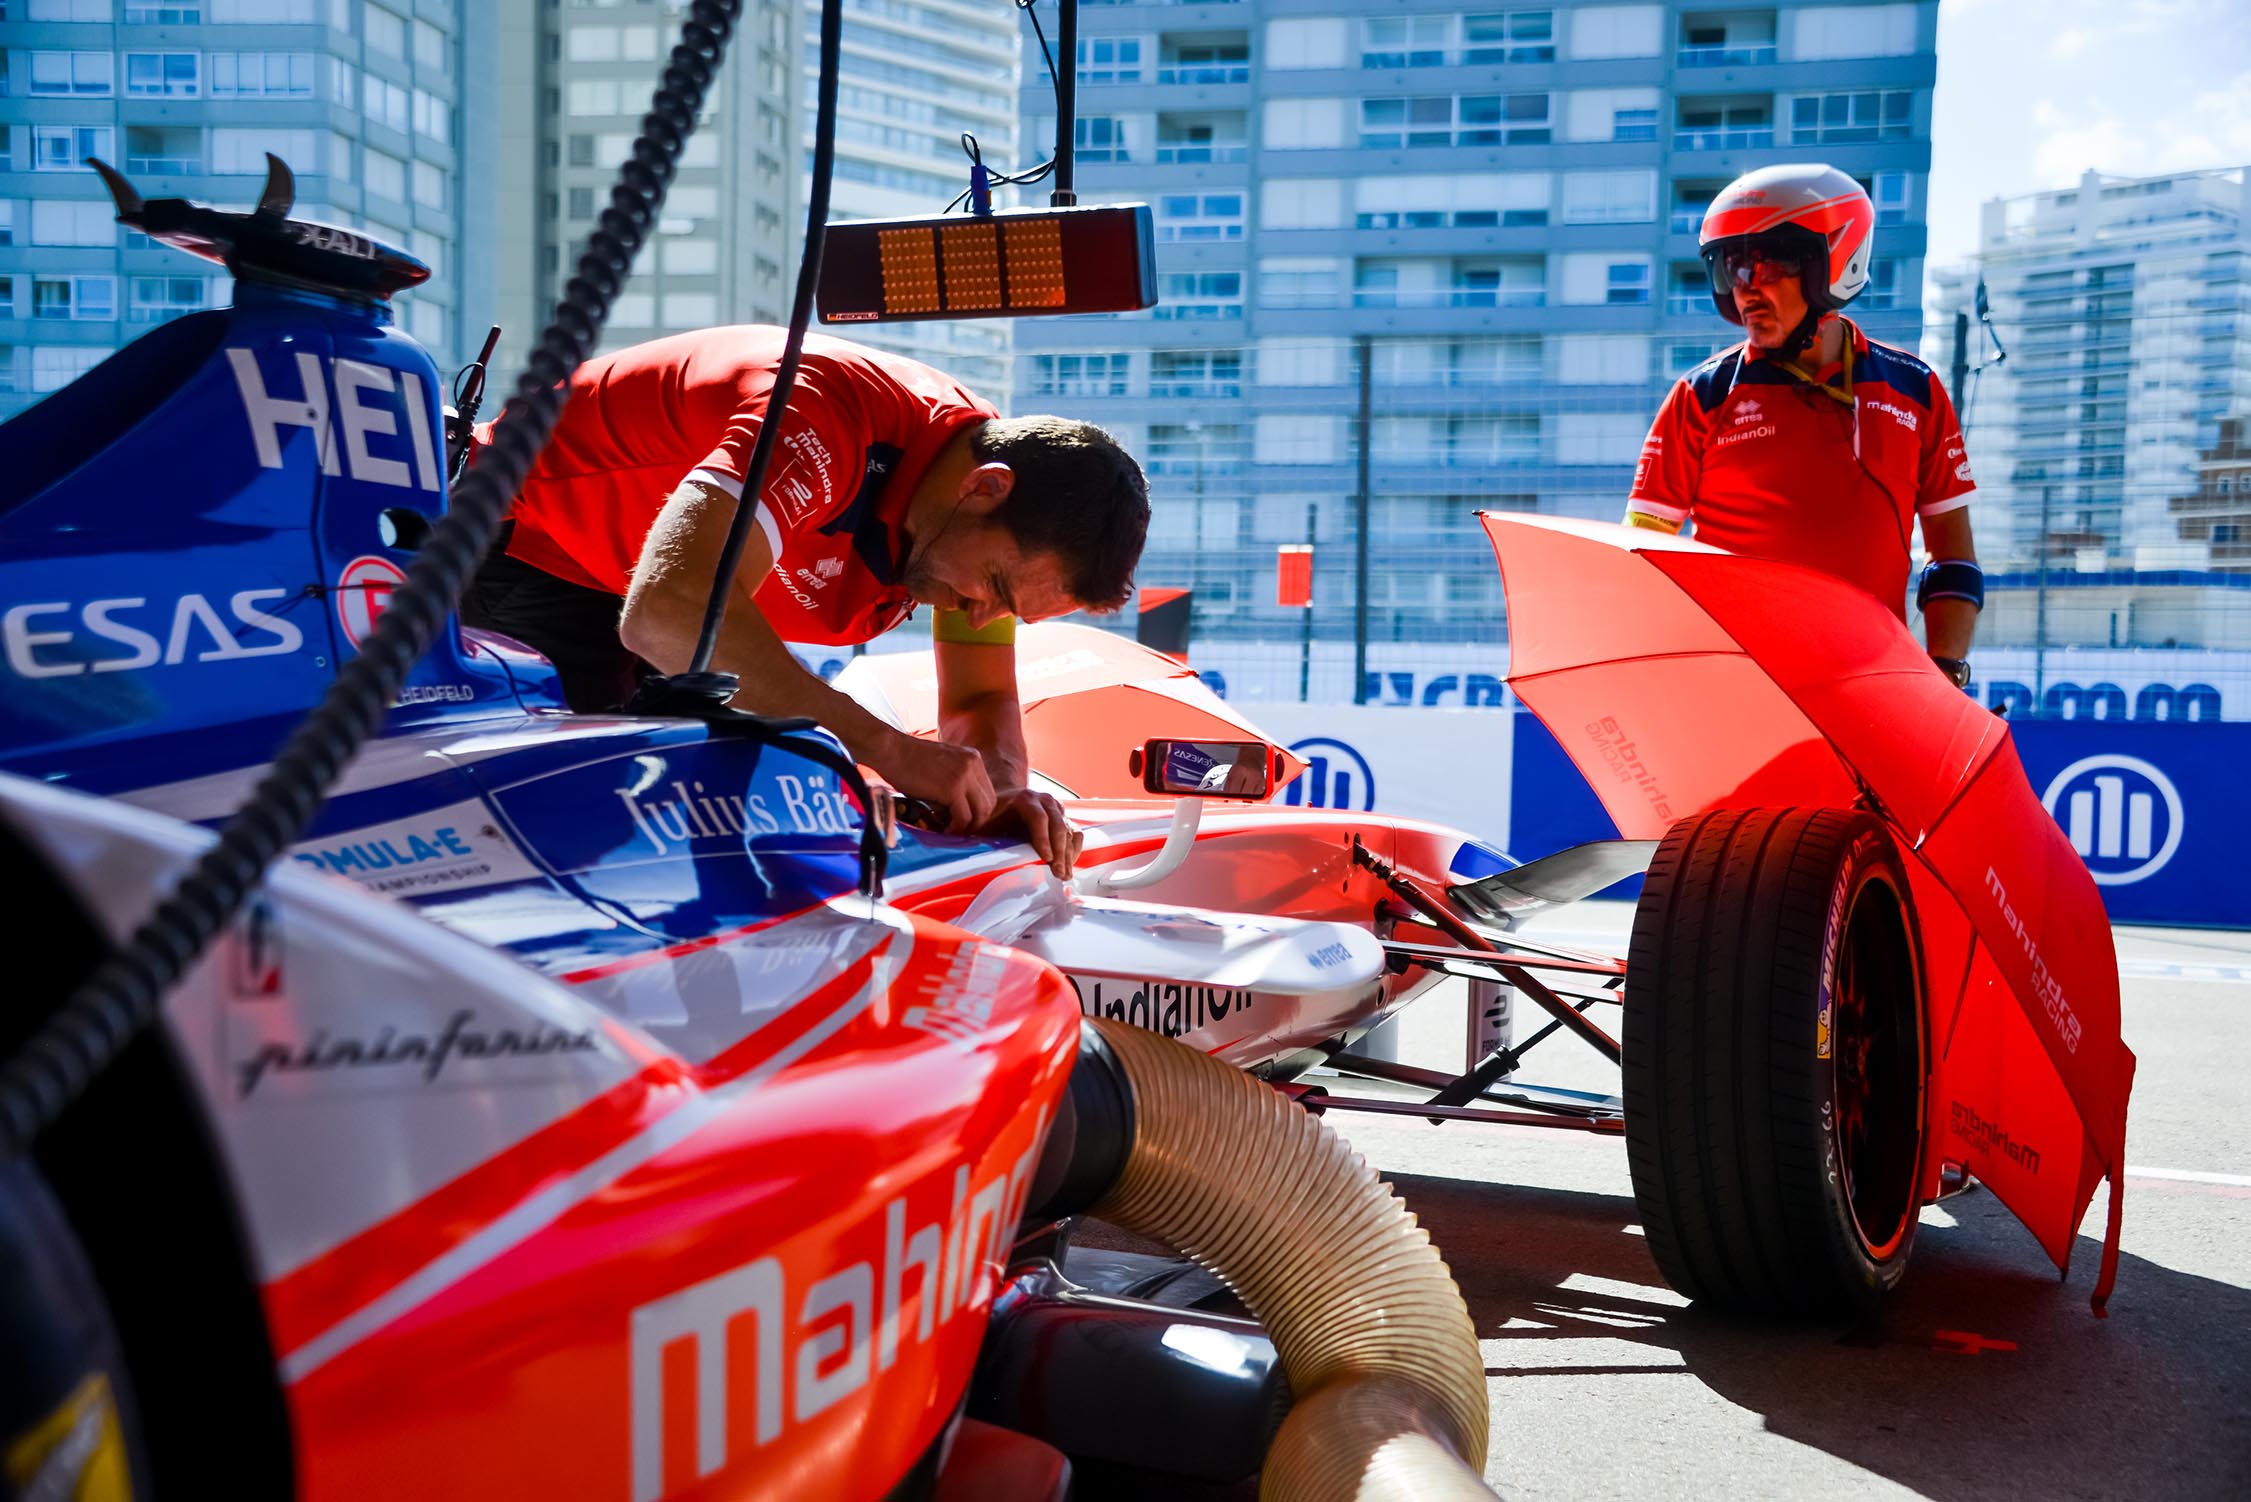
left=0, top=139, right=2132, bottom=1502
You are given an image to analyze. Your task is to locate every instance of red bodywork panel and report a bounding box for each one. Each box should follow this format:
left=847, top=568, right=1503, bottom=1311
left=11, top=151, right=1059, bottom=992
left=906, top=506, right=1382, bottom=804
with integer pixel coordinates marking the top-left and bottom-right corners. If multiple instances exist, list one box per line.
left=279, top=910, right=1081, bottom=1501
left=1483, top=514, right=2135, bottom=1307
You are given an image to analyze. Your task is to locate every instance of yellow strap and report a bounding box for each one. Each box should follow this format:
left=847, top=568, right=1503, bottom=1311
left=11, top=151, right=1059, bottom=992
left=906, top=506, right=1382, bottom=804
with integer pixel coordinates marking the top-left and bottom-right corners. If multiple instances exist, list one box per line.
left=1622, top=510, right=1685, bottom=535
left=932, top=608, right=1016, bottom=646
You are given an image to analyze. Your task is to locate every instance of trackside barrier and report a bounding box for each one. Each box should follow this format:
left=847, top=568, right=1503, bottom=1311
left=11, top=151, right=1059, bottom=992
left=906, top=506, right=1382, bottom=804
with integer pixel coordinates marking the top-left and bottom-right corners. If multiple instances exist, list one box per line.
left=1249, top=706, right=2251, bottom=930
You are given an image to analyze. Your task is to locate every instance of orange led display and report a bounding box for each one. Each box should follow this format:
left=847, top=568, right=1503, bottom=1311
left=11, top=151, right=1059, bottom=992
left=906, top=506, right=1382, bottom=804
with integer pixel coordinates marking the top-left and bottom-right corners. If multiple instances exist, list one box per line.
left=936, top=221, right=1004, bottom=311
left=876, top=226, right=942, bottom=314
left=1002, top=218, right=1067, bottom=308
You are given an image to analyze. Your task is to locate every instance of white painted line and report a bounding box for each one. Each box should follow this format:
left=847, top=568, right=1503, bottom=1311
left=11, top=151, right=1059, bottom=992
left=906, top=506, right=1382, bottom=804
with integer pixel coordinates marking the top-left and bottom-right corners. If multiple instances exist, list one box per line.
left=2124, top=1165, right=2251, bottom=1188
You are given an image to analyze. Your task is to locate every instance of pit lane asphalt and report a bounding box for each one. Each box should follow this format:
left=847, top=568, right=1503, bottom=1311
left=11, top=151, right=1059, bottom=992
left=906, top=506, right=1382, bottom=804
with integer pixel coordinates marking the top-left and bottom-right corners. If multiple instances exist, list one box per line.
left=1313, top=901, right=2251, bottom=1502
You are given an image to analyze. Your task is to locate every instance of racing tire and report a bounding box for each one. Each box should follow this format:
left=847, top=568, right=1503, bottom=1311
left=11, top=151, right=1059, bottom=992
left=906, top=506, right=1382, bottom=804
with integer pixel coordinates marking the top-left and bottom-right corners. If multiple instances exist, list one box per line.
left=1623, top=807, right=1928, bottom=1317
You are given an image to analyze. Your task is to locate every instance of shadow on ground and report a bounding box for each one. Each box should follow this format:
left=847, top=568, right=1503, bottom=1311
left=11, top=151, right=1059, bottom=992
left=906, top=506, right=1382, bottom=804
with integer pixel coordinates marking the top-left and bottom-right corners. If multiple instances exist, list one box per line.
left=1387, top=1170, right=2251, bottom=1501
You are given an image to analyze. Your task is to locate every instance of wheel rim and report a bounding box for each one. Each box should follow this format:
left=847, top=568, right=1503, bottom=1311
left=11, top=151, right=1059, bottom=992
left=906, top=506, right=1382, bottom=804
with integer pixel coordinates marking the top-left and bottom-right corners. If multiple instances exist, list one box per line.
left=1830, top=878, right=1922, bottom=1261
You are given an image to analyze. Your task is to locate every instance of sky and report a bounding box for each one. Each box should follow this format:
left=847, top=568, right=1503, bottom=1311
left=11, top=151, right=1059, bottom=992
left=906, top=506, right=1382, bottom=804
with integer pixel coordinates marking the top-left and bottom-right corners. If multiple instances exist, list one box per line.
left=1926, top=0, right=2251, bottom=271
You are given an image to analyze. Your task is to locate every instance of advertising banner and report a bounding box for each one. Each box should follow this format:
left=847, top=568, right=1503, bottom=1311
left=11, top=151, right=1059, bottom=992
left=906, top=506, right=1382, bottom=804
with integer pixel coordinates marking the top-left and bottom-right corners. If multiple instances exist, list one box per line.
left=1508, top=709, right=2251, bottom=929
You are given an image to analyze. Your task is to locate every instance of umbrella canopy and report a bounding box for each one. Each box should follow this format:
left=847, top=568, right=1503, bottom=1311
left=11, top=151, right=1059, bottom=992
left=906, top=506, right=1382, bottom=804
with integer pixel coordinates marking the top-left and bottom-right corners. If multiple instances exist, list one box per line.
left=832, top=622, right=1305, bottom=799
left=1483, top=513, right=2135, bottom=1309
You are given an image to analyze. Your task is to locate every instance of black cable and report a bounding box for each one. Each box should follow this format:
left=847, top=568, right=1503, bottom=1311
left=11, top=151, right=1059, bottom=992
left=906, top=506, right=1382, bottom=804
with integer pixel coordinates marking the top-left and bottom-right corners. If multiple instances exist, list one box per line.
left=685, top=0, right=840, bottom=675
left=0, top=0, right=746, bottom=1157
left=1051, top=0, right=1076, bottom=205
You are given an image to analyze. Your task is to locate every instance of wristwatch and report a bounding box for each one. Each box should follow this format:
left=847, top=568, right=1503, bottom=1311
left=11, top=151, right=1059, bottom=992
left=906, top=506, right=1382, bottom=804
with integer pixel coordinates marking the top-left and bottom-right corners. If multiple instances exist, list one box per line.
left=1931, top=656, right=1972, bottom=689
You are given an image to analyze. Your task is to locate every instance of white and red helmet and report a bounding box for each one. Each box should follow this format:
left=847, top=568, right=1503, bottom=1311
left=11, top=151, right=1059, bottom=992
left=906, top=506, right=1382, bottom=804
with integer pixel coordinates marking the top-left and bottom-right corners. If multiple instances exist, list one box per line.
left=1698, top=163, right=1875, bottom=326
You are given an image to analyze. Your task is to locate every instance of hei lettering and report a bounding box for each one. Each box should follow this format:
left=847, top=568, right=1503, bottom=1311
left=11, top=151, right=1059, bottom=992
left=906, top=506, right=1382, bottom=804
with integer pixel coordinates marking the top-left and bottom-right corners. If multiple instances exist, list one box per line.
left=228, top=347, right=442, bottom=492
left=4, top=590, right=303, bottom=679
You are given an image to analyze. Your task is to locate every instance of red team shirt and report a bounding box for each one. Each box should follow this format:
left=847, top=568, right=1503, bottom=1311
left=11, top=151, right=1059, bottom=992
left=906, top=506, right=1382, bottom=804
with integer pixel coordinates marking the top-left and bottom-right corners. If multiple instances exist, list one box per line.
left=1626, top=319, right=1975, bottom=617
left=497, top=327, right=998, bottom=645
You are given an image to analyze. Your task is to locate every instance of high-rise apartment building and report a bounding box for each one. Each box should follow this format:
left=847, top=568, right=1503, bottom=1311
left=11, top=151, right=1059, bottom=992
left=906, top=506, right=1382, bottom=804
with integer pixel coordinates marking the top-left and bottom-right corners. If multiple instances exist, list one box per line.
left=1014, top=0, right=1936, bottom=646
left=1929, top=167, right=2251, bottom=568
left=804, top=0, right=1020, bottom=398
left=0, top=0, right=493, bottom=414
left=490, top=0, right=800, bottom=379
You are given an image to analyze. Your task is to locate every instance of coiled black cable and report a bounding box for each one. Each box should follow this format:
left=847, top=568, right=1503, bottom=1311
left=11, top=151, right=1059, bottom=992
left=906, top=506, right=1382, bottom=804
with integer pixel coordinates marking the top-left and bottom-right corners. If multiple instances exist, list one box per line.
left=0, top=1, right=746, bottom=1155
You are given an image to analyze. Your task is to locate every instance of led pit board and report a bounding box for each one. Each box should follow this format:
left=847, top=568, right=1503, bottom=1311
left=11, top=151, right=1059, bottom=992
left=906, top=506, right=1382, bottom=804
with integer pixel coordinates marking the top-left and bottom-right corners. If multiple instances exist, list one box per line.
left=817, top=204, right=1156, bottom=324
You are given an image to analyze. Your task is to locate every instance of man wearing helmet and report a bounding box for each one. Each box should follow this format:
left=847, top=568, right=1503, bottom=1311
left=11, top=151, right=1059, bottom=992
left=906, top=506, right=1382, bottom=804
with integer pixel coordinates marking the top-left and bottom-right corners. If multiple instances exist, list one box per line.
left=1624, top=164, right=1984, bottom=687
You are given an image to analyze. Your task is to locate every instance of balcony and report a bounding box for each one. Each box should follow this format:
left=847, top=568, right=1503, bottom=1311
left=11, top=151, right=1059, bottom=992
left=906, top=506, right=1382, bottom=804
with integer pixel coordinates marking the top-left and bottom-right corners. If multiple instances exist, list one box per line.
left=1149, top=378, right=1244, bottom=398
left=1670, top=208, right=1710, bottom=233
left=1677, top=42, right=1776, bottom=66
left=124, top=155, right=203, bottom=175
left=1673, top=126, right=1773, bottom=150
left=1665, top=293, right=1707, bottom=315
left=1353, top=288, right=1546, bottom=309
left=1154, top=142, right=1248, bottom=163
left=1151, top=303, right=1243, bottom=321
left=1156, top=64, right=1250, bottom=84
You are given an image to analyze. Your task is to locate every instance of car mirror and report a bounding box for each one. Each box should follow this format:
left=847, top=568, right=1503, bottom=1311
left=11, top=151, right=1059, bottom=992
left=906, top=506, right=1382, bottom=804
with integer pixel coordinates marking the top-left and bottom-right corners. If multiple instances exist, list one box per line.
left=1127, top=739, right=1274, bottom=800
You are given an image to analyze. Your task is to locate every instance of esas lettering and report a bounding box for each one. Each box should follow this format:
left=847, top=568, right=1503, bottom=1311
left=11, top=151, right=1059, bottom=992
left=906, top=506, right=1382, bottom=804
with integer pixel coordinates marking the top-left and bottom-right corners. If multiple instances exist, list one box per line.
left=4, top=590, right=303, bottom=679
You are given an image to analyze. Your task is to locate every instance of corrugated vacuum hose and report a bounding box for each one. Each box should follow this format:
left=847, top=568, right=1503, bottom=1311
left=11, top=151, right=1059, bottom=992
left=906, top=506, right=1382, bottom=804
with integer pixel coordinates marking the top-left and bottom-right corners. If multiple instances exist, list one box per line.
left=1085, top=1017, right=1495, bottom=1501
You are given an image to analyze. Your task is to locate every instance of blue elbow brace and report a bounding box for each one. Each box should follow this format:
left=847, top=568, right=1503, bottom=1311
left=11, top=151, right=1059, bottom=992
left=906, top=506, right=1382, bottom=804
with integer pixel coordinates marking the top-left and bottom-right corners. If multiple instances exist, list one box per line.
left=1916, top=558, right=1984, bottom=611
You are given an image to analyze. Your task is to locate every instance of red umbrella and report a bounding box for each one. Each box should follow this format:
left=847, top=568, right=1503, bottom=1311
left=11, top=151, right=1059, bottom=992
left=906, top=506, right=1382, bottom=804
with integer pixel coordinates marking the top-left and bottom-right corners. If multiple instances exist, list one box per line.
left=832, top=622, right=1306, bottom=799
left=1483, top=513, right=2135, bottom=1309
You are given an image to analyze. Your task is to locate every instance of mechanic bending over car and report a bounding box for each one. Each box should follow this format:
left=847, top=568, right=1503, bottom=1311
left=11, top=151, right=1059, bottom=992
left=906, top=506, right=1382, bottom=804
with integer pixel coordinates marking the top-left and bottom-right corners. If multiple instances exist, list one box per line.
left=461, top=325, right=1151, bottom=876
left=1624, top=164, right=1985, bottom=686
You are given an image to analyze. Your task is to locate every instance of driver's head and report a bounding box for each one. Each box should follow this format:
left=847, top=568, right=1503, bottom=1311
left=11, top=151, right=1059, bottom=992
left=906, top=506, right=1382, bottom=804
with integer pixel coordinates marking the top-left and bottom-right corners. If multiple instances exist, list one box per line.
left=905, top=416, right=1149, bottom=629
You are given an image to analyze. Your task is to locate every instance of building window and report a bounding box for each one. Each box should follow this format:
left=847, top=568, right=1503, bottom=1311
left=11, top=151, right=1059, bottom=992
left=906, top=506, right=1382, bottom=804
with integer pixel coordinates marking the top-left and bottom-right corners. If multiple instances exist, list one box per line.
left=1461, top=10, right=1555, bottom=64
left=212, top=128, right=319, bottom=176
left=33, top=126, right=112, bottom=172
left=29, top=0, right=113, bottom=19
left=413, top=89, right=450, bottom=143
left=1031, top=353, right=1131, bottom=398
left=1790, top=90, right=1913, bottom=145
left=29, top=52, right=115, bottom=96
left=31, top=200, right=114, bottom=246
left=567, top=186, right=595, bottom=220
left=125, top=52, right=201, bottom=97
left=1074, top=116, right=1131, bottom=163
left=1872, top=170, right=1910, bottom=226
left=1362, top=15, right=1450, bottom=69
left=1258, top=257, right=1343, bottom=310
left=125, top=3, right=203, bottom=19
left=1151, top=349, right=1243, bottom=399
left=326, top=132, right=354, bottom=183
left=413, top=18, right=447, bottom=72
left=129, top=275, right=209, bottom=323
left=1861, top=258, right=1902, bottom=310
left=364, top=148, right=406, bottom=201
left=327, top=56, right=357, bottom=108
left=34, top=276, right=116, bottom=320
left=1606, top=261, right=1652, bottom=306
left=1562, top=170, right=1656, bottom=225
left=33, top=346, right=108, bottom=393
left=662, top=292, right=717, bottom=326
left=367, top=76, right=410, bottom=132
left=411, top=160, right=444, bottom=210
left=1459, top=93, right=1550, bottom=146
left=568, top=134, right=596, bottom=168
left=1360, top=96, right=1453, bottom=149
left=1154, top=272, right=1243, bottom=321
left=211, top=52, right=316, bottom=98
left=1157, top=191, right=1244, bottom=242
left=1074, top=36, right=1142, bottom=84
left=365, top=4, right=407, bottom=58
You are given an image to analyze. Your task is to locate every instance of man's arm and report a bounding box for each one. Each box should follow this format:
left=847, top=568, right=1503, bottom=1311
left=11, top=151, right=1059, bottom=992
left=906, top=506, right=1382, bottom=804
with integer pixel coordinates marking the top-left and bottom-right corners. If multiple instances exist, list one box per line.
left=932, top=617, right=1081, bottom=878
left=1622, top=381, right=1702, bottom=534
left=618, top=481, right=998, bottom=830
left=1918, top=505, right=1979, bottom=660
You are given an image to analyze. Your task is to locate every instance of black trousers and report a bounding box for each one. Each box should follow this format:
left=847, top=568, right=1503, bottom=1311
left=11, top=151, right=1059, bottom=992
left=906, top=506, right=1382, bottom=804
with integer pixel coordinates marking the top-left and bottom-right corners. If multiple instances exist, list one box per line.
left=459, top=529, right=652, bottom=712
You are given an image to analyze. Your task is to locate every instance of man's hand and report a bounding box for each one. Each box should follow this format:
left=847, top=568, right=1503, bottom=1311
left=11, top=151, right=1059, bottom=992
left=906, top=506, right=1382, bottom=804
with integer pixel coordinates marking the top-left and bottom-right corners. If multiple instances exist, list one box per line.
left=880, top=735, right=998, bottom=834
left=984, top=788, right=1083, bottom=879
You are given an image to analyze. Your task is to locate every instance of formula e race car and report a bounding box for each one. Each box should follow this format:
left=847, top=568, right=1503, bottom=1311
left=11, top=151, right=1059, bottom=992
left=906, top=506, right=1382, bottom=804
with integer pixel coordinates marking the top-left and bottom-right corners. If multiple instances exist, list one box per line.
left=0, top=151, right=2132, bottom=1502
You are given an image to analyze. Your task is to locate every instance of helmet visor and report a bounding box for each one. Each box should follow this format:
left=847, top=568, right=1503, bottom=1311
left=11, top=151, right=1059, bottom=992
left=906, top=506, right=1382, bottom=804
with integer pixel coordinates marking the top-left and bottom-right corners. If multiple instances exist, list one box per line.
left=1703, top=231, right=1823, bottom=303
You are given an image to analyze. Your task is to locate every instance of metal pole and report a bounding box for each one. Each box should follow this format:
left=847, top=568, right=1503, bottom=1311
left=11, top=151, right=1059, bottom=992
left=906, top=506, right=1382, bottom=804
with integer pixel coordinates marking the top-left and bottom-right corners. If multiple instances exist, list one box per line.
left=1051, top=0, right=1077, bottom=206
left=1949, top=309, right=1969, bottom=413
left=1191, top=444, right=1205, bottom=596
left=2035, top=484, right=2052, bottom=713
left=1353, top=335, right=1373, bottom=705
left=1299, top=502, right=1316, bottom=702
